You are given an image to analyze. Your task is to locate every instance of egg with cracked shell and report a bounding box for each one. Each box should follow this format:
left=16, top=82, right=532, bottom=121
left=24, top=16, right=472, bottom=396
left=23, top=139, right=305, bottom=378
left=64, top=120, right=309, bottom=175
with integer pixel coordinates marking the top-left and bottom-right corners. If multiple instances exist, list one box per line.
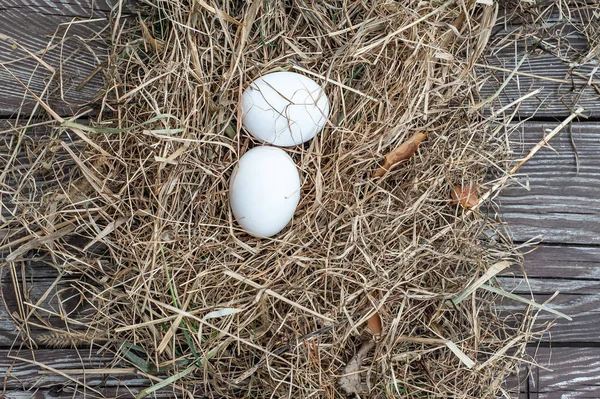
left=241, top=71, right=330, bottom=147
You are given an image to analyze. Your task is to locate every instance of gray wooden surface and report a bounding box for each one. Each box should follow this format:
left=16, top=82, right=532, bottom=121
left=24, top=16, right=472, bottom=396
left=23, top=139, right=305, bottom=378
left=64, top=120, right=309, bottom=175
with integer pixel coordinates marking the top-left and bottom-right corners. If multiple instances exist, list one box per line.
left=0, top=5, right=109, bottom=116
left=1, top=1, right=599, bottom=398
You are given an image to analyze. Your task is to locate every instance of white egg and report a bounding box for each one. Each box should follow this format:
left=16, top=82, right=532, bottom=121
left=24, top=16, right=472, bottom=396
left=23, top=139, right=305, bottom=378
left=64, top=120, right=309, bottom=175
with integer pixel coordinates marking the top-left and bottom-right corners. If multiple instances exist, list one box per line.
left=229, top=146, right=301, bottom=237
left=241, top=71, right=330, bottom=147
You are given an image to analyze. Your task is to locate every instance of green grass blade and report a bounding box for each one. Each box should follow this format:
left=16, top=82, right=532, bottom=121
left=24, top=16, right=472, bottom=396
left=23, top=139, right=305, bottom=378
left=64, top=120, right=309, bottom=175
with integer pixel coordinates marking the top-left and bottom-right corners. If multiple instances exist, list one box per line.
left=61, top=120, right=131, bottom=134
left=119, top=342, right=160, bottom=373
left=134, top=345, right=220, bottom=399
left=134, top=363, right=196, bottom=399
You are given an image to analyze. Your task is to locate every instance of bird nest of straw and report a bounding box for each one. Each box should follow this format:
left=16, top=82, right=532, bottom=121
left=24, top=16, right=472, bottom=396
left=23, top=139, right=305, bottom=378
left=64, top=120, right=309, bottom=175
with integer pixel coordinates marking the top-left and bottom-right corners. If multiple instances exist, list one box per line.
left=4, top=0, right=554, bottom=398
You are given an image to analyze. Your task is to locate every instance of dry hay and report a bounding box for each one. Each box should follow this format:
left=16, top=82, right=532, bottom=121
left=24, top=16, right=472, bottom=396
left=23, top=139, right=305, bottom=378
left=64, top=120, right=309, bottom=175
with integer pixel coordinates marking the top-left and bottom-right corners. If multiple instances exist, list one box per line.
left=7, top=0, right=593, bottom=398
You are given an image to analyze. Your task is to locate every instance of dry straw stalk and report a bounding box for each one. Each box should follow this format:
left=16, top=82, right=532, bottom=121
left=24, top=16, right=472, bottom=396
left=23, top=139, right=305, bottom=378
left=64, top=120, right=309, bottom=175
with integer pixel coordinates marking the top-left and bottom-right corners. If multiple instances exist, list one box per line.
left=6, top=0, right=594, bottom=398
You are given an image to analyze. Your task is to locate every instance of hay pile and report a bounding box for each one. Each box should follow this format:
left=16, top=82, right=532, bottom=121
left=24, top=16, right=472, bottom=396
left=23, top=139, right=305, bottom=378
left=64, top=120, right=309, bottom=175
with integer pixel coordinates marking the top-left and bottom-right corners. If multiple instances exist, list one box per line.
left=3, top=0, right=550, bottom=398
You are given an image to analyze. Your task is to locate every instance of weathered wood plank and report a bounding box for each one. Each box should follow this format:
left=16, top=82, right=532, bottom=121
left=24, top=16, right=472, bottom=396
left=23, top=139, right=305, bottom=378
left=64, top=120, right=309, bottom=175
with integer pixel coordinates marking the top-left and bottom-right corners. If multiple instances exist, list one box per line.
left=504, top=365, right=531, bottom=399
left=0, top=347, right=217, bottom=398
left=0, top=140, right=81, bottom=242
left=4, top=255, right=599, bottom=348
left=499, top=244, right=600, bottom=344
left=0, top=120, right=81, bottom=195
left=498, top=244, right=600, bottom=343
left=485, top=5, right=600, bottom=119
left=0, top=2, right=597, bottom=392
left=499, top=289, right=600, bottom=344
left=0, top=348, right=154, bottom=389
left=497, top=122, right=600, bottom=245
left=500, top=275, right=600, bottom=296
left=1, top=120, right=91, bottom=348
left=1, top=1, right=597, bottom=120
left=531, top=393, right=600, bottom=399
left=529, top=347, right=600, bottom=399
left=0, top=268, right=92, bottom=348
left=3, top=387, right=173, bottom=399
left=0, top=10, right=109, bottom=117
left=515, top=245, right=600, bottom=280
left=481, top=54, right=600, bottom=119
left=0, top=0, right=118, bottom=15
left=0, top=0, right=138, bottom=117
left=4, top=119, right=599, bottom=248
left=0, top=347, right=527, bottom=397
left=4, top=119, right=600, bottom=348
left=499, top=244, right=600, bottom=346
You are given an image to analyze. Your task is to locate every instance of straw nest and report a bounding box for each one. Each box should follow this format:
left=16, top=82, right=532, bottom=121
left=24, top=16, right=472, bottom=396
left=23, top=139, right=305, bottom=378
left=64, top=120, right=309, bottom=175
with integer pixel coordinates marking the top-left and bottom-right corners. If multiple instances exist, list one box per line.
left=4, top=0, right=559, bottom=398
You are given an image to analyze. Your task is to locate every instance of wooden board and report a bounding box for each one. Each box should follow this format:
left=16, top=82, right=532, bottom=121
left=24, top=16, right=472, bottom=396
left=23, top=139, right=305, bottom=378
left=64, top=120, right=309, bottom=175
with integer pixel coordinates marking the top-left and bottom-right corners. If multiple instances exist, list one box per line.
left=498, top=281, right=600, bottom=344
left=3, top=388, right=173, bottom=399
left=0, top=122, right=82, bottom=226
left=0, top=121, right=91, bottom=348
left=528, top=347, right=600, bottom=399
left=5, top=251, right=599, bottom=347
left=499, top=245, right=600, bottom=345
left=3, top=119, right=597, bottom=249
left=2, top=1, right=599, bottom=121
left=483, top=9, right=600, bottom=119
left=0, top=0, right=136, bottom=117
left=496, top=122, right=600, bottom=245
left=1, top=0, right=118, bottom=14
left=510, top=245, right=600, bottom=280
left=0, top=270, right=88, bottom=348
left=2, top=118, right=600, bottom=396
left=0, top=13, right=106, bottom=117
left=481, top=54, right=600, bottom=119
left=0, top=348, right=176, bottom=399
left=1, top=348, right=147, bottom=389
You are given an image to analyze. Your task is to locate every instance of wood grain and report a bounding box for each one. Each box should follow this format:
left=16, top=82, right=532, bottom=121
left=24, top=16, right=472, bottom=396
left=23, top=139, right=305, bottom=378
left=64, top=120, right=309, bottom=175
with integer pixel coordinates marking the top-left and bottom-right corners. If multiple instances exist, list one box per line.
left=496, top=122, right=600, bottom=245
left=499, top=289, right=600, bottom=344
left=499, top=245, right=600, bottom=345
left=529, top=347, right=600, bottom=399
left=513, top=245, right=600, bottom=280
left=0, top=348, right=155, bottom=389
left=531, top=393, right=600, bottom=399
left=504, top=362, right=531, bottom=399
left=0, top=0, right=117, bottom=15
left=0, top=0, right=137, bottom=117
left=0, top=120, right=90, bottom=348
left=2, top=2, right=597, bottom=120
left=481, top=55, right=600, bottom=119
left=0, top=10, right=108, bottom=117
left=0, top=121, right=82, bottom=226
left=483, top=11, right=600, bottom=119
left=1, top=2, right=599, bottom=397
left=0, top=266, right=93, bottom=348
left=3, top=119, right=599, bottom=392
left=5, top=120, right=597, bottom=248
left=4, top=249, right=599, bottom=347
left=3, top=388, right=174, bottom=399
